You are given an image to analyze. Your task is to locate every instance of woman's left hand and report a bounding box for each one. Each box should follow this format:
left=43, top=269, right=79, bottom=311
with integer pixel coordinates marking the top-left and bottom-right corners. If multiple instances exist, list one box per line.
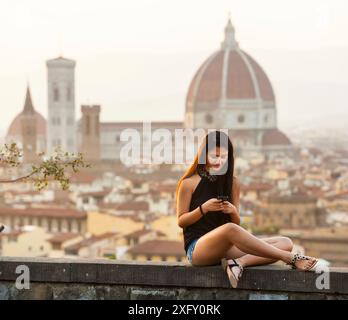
left=221, top=201, right=239, bottom=216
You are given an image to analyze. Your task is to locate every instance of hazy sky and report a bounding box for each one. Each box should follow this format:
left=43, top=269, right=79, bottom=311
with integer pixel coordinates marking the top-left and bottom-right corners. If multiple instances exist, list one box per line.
left=1, top=0, right=347, bottom=135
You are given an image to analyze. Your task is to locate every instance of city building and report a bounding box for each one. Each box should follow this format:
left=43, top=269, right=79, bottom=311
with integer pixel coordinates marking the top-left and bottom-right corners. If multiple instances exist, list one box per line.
left=5, top=19, right=292, bottom=163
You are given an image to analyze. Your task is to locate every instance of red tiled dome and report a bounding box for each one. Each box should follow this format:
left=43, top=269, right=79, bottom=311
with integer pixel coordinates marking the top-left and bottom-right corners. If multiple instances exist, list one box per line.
left=7, top=111, right=47, bottom=137
left=262, top=129, right=292, bottom=146
left=186, top=20, right=275, bottom=113
left=6, top=86, right=47, bottom=137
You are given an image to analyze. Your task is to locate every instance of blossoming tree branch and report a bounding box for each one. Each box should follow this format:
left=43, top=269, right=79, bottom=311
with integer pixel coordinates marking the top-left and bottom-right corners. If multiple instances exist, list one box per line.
left=0, top=143, right=91, bottom=191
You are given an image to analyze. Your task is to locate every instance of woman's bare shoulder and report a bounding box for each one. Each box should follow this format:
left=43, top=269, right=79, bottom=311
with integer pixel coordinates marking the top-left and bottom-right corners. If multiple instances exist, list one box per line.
left=233, top=175, right=240, bottom=187
left=182, top=174, right=200, bottom=192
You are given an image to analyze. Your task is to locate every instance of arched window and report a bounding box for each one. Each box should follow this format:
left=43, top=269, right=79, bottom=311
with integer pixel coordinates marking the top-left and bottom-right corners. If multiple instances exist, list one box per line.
left=85, top=115, right=90, bottom=135
left=205, top=113, right=213, bottom=124
left=53, top=87, right=59, bottom=102
left=238, top=114, right=245, bottom=123
left=95, top=116, right=99, bottom=136
left=67, top=117, right=74, bottom=126
left=66, top=87, right=72, bottom=101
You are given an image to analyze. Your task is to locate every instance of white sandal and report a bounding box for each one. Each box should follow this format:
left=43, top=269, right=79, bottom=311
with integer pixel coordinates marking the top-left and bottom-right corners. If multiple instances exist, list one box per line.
left=287, top=253, right=318, bottom=271
left=221, top=258, right=243, bottom=288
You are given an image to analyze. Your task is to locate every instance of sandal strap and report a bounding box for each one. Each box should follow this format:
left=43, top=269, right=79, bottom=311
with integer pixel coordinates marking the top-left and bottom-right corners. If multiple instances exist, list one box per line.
left=227, top=259, right=243, bottom=272
left=227, top=259, right=240, bottom=268
left=226, top=259, right=243, bottom=280
left=287, top=253, right=311, bottom=267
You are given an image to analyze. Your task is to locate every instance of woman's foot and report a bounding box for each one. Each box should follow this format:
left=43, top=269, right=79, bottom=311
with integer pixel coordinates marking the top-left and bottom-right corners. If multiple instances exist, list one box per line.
left=221, top=258, right=244, bottom=288
left=287, top=253, right=318, bottom=271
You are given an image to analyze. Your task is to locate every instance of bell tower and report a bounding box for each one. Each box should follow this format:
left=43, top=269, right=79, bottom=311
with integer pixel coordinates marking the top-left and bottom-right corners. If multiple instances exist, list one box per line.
left=80, top=105, right=101, bottom=162
left=46, top=56, right=76, bottom=155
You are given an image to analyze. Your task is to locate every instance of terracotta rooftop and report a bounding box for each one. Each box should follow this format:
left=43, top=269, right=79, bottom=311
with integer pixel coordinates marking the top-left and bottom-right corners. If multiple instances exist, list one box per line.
left=262, top=129, right=292, bottom=146
left=0, top=207, right=86, bottom=219
left=78, top=188, right=112, bottom=198
left=127, top=240, right=185, bottom=256
left=64, top=232, right=119, bottom=252
left=100, top=201, right=149, bottom=211
left=124, top=229, right=166, bottom=239
left=241, top=183, right=273, bottom=192
left=47, top=233, right=81, bottom=245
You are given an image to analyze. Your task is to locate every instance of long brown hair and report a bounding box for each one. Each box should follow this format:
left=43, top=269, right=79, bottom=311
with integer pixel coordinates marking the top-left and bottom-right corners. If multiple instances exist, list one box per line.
left=175, top=130, right=235, bottom=203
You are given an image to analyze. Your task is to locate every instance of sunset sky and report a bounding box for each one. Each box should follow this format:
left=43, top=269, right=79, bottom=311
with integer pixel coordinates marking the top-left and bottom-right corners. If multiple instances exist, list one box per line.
left=0, top=0, right=347, bottom=135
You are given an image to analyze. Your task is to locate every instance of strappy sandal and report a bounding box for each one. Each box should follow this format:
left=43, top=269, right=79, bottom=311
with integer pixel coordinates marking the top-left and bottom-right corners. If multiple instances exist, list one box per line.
left=287, top=253, right=319, bottom=271
left=221, top=258, right=243, bottom=288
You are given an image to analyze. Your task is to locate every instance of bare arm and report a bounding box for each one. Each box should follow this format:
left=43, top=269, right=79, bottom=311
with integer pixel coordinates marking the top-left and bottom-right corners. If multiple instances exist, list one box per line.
left=227, top=176, right=241, bottom=225
left=176, top=179, right=205, bottom=228
left=177, top=177, right=231, bottom=228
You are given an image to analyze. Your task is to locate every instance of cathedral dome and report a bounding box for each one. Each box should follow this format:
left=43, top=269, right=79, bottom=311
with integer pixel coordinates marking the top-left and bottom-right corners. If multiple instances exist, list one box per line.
left=7, top=86, right=47, bottom=138
left=262, top=129, right=292, bottom=146
left=186, top=19, right=275, bottom=114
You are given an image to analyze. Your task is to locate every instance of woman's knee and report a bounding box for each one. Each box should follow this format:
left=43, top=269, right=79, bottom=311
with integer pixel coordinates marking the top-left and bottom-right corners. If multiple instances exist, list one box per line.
left=223, top=222, right=241, bottom=236
left=279, top=236, right=293, bottom=251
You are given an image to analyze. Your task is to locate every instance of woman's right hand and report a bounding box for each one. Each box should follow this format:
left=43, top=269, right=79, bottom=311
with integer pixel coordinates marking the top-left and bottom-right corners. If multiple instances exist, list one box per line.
left=201, top=198, right=224, bottom=213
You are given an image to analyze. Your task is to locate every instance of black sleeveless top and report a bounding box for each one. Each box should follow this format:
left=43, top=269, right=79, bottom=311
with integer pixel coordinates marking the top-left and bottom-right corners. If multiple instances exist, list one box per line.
left=182, top=170, right=232, bottom=254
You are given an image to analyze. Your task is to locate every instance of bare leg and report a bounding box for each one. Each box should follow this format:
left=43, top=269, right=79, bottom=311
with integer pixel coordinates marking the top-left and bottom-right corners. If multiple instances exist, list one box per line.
left=192, top=223, right=314, bottom=270
left=225, top=236, right=293, bottom=276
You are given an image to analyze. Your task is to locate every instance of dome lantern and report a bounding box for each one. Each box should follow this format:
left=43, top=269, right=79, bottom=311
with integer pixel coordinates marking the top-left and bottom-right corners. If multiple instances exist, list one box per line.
left=221, top=17, right=238, bottom=50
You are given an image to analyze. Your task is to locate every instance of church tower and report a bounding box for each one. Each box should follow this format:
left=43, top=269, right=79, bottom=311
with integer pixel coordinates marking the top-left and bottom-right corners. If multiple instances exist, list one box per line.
left=46, top=56, right=76, bottom=155
left=20, top=85, right=38, bottom=163
left=80, top=105, right=101, bottom=162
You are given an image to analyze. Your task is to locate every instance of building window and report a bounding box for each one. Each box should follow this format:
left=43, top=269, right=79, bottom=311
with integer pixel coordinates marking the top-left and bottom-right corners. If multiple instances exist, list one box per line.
left=53, top=87, right=59, bottom=102
left=95, top=116, right=99, bottom=136
left=86, top=115, right=90, bottom=135
left=8, top=236, right=17, bottom=243
left=67, top=117, right=74, bottom=126
left=66, top=87, right=72, bottom=102
left=54, top=139, right=61, bottom=147
left=205, top=113, right=213, bottom=124
left=52, top=117, right=61, bottom=125
left=238, top=114, right=245, bottom=123
left=26, top=126, right=34, bottom=135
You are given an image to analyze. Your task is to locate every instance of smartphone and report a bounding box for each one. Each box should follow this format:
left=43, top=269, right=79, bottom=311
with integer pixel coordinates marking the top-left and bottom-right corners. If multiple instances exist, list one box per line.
left=217, top=195, right=229, bottom=202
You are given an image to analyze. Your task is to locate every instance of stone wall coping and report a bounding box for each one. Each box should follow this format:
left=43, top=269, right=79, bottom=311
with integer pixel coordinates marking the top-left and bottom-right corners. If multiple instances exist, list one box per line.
left=0, top=257, right=347, bottom=295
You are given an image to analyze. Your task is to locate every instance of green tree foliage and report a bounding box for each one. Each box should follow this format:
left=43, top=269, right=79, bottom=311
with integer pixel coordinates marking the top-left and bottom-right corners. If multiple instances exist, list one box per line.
left=0, top=143, right=91, bottom=191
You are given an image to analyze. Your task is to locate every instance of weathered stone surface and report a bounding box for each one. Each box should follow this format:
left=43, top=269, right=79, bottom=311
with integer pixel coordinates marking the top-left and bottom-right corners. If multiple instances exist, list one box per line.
left=52, top=285, right=96, bottom=300
left=215, top=289, right=250, bottom=300
left=176, top=288, right=216, bottom=300
left=0, top=284, right=10, bottom=300
left=249, top=292, right=288, bottom=300
left=0, top=258, right=348, bottom=300
left=9, top=283, right=53, bottom=300
left=326, top=295, right=348, bottom=300
left=95, top=285, right=129, bottom=300
left=130, top=287, right=177, bottom=300
left=289, top=293, right=327, bottom=300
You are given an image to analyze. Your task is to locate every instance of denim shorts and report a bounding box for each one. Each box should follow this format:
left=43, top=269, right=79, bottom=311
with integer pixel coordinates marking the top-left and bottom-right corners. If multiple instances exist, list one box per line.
left=186, top=238, right=199, bottom=264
